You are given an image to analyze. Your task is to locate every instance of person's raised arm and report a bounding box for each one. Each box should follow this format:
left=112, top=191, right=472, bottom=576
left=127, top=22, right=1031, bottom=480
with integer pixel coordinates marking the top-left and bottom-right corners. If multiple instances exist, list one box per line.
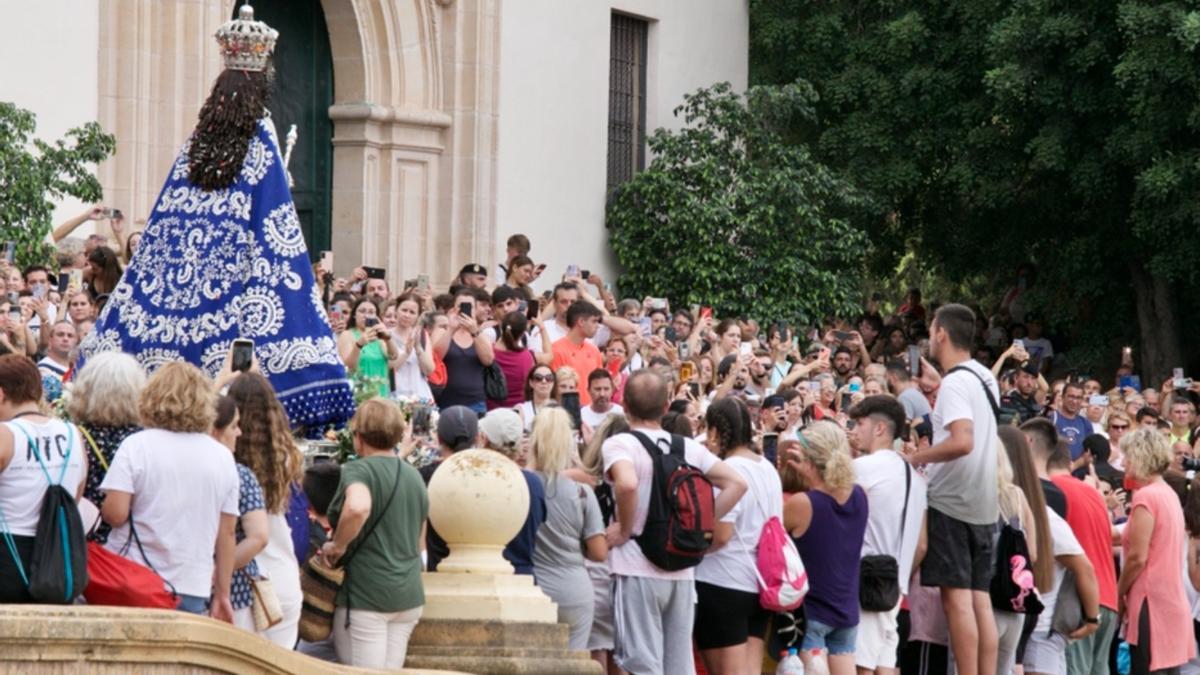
left=337, top=328, right=363, bottom=372
left=52, top=206, right=103, bottom=243
left=533, top=318, right=554, bottom=365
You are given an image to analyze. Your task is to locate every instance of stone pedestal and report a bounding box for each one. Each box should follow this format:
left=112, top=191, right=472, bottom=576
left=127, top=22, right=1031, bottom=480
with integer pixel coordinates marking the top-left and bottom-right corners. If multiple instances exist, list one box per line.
left=409, top=450, right=601, bottom=674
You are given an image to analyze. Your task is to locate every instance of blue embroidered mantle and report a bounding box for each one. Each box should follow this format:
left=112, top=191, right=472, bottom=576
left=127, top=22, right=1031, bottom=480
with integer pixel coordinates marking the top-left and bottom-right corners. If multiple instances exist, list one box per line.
left=81, top=118, right=354, bottom=429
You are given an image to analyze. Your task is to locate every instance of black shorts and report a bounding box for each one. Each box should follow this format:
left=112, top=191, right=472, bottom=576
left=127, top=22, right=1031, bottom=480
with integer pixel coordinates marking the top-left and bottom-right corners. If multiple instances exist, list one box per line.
left=920, top=507, right=995, bottom=592
left=693, top=580, right=771, bottom=650
left=0, top=535, right=34, bottom=603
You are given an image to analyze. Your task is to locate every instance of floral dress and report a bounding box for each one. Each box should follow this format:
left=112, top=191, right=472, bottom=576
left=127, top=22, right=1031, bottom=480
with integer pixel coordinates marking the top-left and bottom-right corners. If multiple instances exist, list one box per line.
left=232, top=464, right=267, bottom=611
left=81, top=424, right=141, bottom=544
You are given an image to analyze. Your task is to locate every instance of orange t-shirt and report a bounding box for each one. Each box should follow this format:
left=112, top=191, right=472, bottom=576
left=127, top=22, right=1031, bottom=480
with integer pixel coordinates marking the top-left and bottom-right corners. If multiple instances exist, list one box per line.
left=551, top=337, right=603, bottom=405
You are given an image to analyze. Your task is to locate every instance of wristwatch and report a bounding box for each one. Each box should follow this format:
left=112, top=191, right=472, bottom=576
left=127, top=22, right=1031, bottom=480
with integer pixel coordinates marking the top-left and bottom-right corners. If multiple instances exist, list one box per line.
left=1084, top=616, right=1100, bottom=625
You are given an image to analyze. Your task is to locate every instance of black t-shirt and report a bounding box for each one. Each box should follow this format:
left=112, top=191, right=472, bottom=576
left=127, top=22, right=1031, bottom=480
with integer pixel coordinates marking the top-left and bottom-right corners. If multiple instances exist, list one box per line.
left=418, top=461, right=451, bottom=571
left=1040, top=478, right=1068, bottom=519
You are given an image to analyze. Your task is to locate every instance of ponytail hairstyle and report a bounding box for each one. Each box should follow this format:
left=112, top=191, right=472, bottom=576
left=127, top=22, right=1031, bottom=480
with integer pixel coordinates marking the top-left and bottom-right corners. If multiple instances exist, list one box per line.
left=501, top=311, right=528, bottom=351
left=705, top=397, right=755, bottom=458
left=797, top=420, right=855, bottom=491
left=188, top=66, right=275, bottom=191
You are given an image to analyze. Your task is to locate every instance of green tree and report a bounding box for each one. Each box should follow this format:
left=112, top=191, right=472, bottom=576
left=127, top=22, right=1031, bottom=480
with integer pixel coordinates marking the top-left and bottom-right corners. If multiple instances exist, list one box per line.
left=0, top=102, right=115, bottom=269
left=750, top=0, right=1200, bottom=381
left=607, top=82, right=866, bottom=325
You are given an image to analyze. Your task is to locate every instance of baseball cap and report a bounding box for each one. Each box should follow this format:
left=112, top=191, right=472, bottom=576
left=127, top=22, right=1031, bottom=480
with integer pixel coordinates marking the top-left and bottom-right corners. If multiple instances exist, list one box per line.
left=478, top=408, right=523, bottom=452
left=1019, top=361, right=1039, bottom=376
left=437, top=405, right=479, bottom=452
left=459, top=263, right=487, bottom=278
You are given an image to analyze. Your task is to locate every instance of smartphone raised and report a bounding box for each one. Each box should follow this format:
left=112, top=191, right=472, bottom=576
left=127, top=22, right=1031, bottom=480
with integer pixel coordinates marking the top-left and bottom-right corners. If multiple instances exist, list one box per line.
left=1088, top=394, right=1109, bottom=407
left=417, top=274, right=430, bottom=290
left=231, top=338, right=255, bottom=373
left=365, top=317, right=380, bottom=328
left=526, top=300, right=540, bottom=322
left=908, top=344, right=921, bottom=378
left=363, top=266, right=386, bottom=280
left=581, top=269, right=591, bottom=281
left=761, top=434, right=779, bottom=463
left=458, top=302, right=473, bottom=318
left=101, top=207, right=124, bottom=220
left=699, top=307, right=713, bottom=321
left=561, top=392, right=582, bottom=429
left=319, top=250, right=334, bottom=275
left=739, top=342, right=754, bottom=357
left=566, top=264, right=580, bottom=278
left=680, top=361, right=695, bottom=382
left=665, top=326, right=679, bottom=344
left=833, top=330, right=853, bottom=341
left=2, top=241, right=13, bottom=265
left=7, top=307, right=20, bottom=323
left=56, top=274, right=69, bottom=295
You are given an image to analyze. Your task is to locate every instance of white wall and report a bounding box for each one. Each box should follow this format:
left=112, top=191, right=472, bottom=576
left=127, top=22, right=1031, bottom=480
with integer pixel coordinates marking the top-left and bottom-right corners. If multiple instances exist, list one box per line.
left=0, top=0, right=100, bottom=236
left=495, top=0, right=748, bottom=293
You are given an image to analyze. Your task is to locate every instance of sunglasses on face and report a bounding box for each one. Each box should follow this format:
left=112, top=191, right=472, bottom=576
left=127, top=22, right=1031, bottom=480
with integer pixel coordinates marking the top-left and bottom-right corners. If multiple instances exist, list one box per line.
left=531, top=374, right=554, bottom=383
left=1109, top=424, right=1129, bottom=431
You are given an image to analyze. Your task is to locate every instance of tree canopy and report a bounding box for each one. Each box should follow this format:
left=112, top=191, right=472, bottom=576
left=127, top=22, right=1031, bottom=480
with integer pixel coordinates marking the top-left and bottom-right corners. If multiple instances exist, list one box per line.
left=0, top=102, right=115, bottom=269
left=608, top=82, right=866, bottom=325
left=750, top=0, right=1200, bottom=381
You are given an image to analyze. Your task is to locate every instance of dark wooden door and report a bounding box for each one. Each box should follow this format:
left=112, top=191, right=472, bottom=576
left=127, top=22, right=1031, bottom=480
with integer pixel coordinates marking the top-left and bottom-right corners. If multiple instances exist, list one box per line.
left=236, top=0, right=334, bottom=259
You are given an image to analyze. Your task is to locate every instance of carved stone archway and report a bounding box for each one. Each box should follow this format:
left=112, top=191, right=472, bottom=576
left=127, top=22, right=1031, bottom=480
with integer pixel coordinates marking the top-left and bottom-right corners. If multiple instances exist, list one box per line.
left=319, top=0, right=501, bottom=287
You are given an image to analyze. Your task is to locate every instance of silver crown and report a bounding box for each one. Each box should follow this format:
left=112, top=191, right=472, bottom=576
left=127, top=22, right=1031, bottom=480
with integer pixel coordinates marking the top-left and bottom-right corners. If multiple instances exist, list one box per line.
left=214, top=5, right=278, bottom=72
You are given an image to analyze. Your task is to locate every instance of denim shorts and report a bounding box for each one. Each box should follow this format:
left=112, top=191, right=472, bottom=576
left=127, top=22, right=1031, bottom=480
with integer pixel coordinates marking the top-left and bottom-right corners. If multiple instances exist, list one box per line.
left=802, top=617, right=858, bottom=655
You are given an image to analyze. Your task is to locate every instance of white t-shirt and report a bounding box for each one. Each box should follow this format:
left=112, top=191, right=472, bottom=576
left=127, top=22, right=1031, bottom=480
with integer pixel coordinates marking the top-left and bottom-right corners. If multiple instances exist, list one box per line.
left=1023, top=337, right=1055, bottom=363
left=101, top=429, right=239, bottom=597
left=1035, top=508, right=1085, bottom=634
left=928, top=359, right=999, bottom=525
left=0, top=419, right=86, bottom=537
left=855, top=449, right=928, bottom=595
left=695, top=454, right=782, bottom=593
left=602, top=429, right=720, bottom=580
left=581, top=403, right=624, bottom=430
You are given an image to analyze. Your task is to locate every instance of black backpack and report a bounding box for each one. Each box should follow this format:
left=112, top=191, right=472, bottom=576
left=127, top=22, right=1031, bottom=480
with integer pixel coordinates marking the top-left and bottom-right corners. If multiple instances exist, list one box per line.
left=8, top=422, right=88, bottom=603
left=629, top=431, right=716, bottom=571
left=989, top=517, right=1043, bottom=615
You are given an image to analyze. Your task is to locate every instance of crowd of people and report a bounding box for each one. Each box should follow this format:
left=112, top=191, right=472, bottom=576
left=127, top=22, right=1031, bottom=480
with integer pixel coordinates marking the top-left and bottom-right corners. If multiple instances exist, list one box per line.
left=3, top=224, right=1200, bottom=675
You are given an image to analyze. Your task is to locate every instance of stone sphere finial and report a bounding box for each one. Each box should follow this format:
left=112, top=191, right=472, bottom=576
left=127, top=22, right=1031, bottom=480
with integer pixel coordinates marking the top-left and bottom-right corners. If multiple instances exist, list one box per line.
left=427, top=449, right=530, bottom=574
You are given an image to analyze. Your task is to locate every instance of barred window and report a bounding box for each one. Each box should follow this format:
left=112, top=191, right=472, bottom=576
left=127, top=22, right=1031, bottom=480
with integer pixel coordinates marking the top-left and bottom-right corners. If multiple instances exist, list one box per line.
left=607, top=13, right=648, bottom=192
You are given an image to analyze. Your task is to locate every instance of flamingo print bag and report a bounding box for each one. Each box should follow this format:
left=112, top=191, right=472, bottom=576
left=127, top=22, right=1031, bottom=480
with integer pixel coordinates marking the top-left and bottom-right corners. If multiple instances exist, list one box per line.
left=989, top=517, right=1044, bottom=615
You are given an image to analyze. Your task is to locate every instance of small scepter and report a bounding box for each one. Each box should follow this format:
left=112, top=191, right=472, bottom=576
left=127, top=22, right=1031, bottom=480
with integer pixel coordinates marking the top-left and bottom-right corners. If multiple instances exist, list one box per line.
left=283, top=124, right=298, bottom=188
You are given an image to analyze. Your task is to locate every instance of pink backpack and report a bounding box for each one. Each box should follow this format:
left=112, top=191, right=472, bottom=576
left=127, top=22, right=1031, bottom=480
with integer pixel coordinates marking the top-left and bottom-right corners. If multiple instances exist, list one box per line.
left=753, top=515, right=808, bottom=612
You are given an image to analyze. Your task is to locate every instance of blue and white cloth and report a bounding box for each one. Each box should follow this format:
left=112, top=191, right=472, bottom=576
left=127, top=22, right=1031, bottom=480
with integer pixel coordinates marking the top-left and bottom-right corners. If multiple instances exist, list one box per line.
left=81, top=117, right=354, bottom=429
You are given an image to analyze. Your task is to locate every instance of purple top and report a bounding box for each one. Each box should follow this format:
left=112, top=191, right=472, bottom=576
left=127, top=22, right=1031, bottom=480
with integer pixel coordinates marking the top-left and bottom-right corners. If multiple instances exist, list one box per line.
left=488, top=348, right=534, bottom=411
left=791, top=485, right=868, bottom=628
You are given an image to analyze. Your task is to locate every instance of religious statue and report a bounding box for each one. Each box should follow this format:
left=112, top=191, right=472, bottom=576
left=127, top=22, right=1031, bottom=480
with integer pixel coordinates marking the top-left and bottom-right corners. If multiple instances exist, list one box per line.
left=82, top=4, right=354, bottom=430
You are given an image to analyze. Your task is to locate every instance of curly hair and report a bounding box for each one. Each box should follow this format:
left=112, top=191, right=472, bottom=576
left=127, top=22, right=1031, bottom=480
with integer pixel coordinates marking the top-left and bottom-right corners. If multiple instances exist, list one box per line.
left=187, top=67, right=275, bottom=191
left=139, top=362, right=216, bottom=433
left=228, top=373, right=301, bottom=513
left=1121, top=427, right=1172, bottom=481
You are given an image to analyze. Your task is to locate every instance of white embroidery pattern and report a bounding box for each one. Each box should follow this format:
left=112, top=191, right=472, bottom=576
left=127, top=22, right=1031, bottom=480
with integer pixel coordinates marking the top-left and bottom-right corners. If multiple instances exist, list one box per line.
left=262, top=202, right=306, bottom=258
left=240, top=137, right=273, bottom=186
left=133, top=217, right=255, bottom=311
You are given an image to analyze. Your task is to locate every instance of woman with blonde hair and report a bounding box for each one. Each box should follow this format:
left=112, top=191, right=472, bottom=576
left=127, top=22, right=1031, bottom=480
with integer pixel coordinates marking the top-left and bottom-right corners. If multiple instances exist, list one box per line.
left=1117, top=428, right=1195, bottom=673
left=529, top=407, right=608, bottom=651
left=323, top=398, right=429, bottom=669
left=100, top=362, right=239, bottom=620
left=783, top=420, right=867, bottom=675
left=69, top=352, right=145, bottom=545
left=568, top=414, right=628, bottom=673
left=227, top=373, right=304, bottom=647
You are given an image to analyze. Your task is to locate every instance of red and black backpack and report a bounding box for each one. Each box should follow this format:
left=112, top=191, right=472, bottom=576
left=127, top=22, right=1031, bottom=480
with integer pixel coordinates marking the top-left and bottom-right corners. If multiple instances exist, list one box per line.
left=630, top=431, right=716, bottom=571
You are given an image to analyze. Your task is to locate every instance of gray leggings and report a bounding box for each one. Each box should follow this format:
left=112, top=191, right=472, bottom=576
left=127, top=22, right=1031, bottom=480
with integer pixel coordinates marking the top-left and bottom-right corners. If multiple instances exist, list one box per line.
left=994, top=610, right=1025, bottom=675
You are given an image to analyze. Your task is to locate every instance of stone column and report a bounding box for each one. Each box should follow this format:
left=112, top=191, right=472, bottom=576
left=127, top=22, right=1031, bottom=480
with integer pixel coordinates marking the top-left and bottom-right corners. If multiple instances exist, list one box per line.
left=96, top=0, right=233, bottom=231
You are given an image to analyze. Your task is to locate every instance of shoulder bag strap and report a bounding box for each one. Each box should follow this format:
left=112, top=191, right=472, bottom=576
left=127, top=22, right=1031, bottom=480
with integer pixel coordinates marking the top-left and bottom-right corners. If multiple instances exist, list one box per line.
left=897, top=460, right=911, bottom=559
left=78, top=425, right=108, bottom=472
left=340, top=458, right=404, bottom=628
left=946, top=365, right=1002, bottom=418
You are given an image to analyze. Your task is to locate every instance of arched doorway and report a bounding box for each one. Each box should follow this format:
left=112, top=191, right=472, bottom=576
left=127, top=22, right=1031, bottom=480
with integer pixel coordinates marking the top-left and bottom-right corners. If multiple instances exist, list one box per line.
left=235, top=0, right=334, bottom=258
